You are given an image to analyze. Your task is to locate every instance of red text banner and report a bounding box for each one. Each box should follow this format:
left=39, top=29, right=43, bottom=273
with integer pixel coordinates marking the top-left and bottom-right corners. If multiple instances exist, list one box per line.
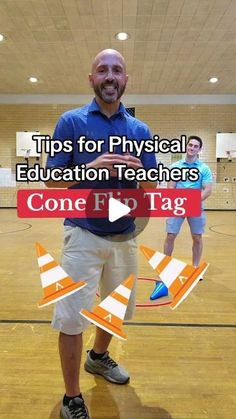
left=17, top=188, right=201, bottom=218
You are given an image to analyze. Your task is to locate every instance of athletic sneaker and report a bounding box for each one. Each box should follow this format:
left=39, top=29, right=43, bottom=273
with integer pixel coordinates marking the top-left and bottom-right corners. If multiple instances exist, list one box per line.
left=84, top=350, right=130, bottom=384
left=60, top=397, right=90, bottom=419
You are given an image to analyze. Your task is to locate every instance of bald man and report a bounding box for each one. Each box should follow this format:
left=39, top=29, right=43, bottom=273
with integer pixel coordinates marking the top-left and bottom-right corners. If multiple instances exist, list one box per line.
left=46, top=49, right=157, bottom=419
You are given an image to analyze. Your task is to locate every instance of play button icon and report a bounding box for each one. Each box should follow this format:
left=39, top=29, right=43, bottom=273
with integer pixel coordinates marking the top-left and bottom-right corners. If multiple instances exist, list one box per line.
left=85, top=188, right=151, bottom=242
left=108, top=197, right=131, bottom=222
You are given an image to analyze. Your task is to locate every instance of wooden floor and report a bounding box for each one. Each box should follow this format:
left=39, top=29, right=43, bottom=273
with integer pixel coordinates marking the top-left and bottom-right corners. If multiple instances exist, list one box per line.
left=0, top=209, right=235, bottom=419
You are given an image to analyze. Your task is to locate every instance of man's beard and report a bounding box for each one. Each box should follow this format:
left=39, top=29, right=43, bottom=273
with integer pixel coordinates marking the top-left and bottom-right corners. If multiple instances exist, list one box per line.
left=93, top=82, right=126, bottom=104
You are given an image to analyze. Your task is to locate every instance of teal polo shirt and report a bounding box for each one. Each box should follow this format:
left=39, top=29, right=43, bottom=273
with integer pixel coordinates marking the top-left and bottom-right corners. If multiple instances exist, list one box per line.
left=171, top=159, right=213, bottom=189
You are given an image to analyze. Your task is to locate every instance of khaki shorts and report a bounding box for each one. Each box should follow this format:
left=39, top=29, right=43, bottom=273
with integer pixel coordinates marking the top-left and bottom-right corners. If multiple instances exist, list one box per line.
left=52, top=226, right=138, bottom=335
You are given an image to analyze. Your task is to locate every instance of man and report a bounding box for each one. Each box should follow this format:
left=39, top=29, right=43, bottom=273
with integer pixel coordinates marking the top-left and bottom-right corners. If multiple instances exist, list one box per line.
left=46, top=49, right=156, bottom=419
left=150, top=135, right=213, bottom=300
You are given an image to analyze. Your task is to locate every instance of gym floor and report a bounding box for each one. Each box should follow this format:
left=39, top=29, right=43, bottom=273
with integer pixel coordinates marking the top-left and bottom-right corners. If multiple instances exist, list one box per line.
left=0, top=209, right=235, bottom=418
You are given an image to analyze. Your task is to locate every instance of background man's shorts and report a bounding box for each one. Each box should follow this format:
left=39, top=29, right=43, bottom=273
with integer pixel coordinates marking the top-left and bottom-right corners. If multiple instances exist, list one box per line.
left=166, top=212, right=206, bottom=235
left=52, top=226, right=138, bottom=335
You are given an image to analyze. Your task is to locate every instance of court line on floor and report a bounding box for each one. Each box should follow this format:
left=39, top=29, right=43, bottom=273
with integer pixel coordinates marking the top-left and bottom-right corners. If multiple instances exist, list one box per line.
left=0, top=220, right=32, bottom=234
left=0, top=319, right=235, bottom=328
left=209, top=224, right=236, bottom=237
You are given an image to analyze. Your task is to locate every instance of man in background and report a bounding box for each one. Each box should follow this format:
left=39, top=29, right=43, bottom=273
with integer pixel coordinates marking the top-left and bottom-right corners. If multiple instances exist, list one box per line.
left=150, top=135, right=213, bottom=300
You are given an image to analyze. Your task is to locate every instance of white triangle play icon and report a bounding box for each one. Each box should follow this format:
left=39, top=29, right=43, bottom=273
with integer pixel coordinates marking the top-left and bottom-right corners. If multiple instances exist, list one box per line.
left=108, top=197, right=131, bottom=222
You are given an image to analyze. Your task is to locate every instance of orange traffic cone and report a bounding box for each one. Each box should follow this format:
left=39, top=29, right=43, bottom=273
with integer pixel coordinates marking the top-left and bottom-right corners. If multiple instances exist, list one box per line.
left=80, top=274, right=135, bottom=340
left=140, top=245, right=209, bottom=309
left=36, top=242, right=86, bottom=308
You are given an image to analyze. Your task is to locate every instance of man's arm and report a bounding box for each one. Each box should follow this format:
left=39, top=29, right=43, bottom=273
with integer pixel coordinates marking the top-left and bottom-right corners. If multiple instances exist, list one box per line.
left=45, top=178, right=76, bottom=188
left=45, top=153, right=144, bottom=189
left=167, top=180, right=177, bottom=189
left=139, top=181, right=157, bottom=189
left=201, top=183, right=212, bottom=201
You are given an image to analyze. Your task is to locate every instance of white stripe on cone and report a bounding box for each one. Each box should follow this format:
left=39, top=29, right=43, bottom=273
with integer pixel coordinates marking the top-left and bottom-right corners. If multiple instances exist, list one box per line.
left=100, top=295, right=127, bottom=319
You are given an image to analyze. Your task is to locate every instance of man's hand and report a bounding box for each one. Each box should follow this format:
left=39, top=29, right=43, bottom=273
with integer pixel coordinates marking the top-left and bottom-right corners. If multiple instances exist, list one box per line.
left=87, top=152, right=143, bottom=177
left=201, top=183, right=212, bottom=201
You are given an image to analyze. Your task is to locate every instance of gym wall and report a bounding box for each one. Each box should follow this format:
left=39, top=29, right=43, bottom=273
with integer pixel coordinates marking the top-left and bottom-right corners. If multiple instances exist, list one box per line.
left=0, top=103, right=235, bottom=209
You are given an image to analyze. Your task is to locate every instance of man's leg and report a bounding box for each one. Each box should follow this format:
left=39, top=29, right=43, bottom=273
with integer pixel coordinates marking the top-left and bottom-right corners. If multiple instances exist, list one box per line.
left=164, top=232, right=177, bottom=256
left=59, top=332, right=90, bottom=419
left=150, top=218, right=183, bottom=300
left=93, top=328, right=112, bottom=354
left=150, top=233, right=177, bottom=300
left=191, top=233, right=203, bottom=267
left=54, top=226, right=104, bottom=419
left=59, top=332, right=83, bottom=397
left=188, top=213, right=206, bottom=281
left=85, top=235, right=137, bottom=384
left=188, top=213, right=206, bottom=267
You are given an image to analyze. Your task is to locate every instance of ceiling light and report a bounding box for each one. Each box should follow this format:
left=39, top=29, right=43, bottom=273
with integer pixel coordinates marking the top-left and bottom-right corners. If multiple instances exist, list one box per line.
left=29, top=77, right=39, bottom=83
left=208, top=77, right=219, bottom=83
left=115, top=32, right=130, bottom=41
left=0, top=34, right=6, bottom=42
